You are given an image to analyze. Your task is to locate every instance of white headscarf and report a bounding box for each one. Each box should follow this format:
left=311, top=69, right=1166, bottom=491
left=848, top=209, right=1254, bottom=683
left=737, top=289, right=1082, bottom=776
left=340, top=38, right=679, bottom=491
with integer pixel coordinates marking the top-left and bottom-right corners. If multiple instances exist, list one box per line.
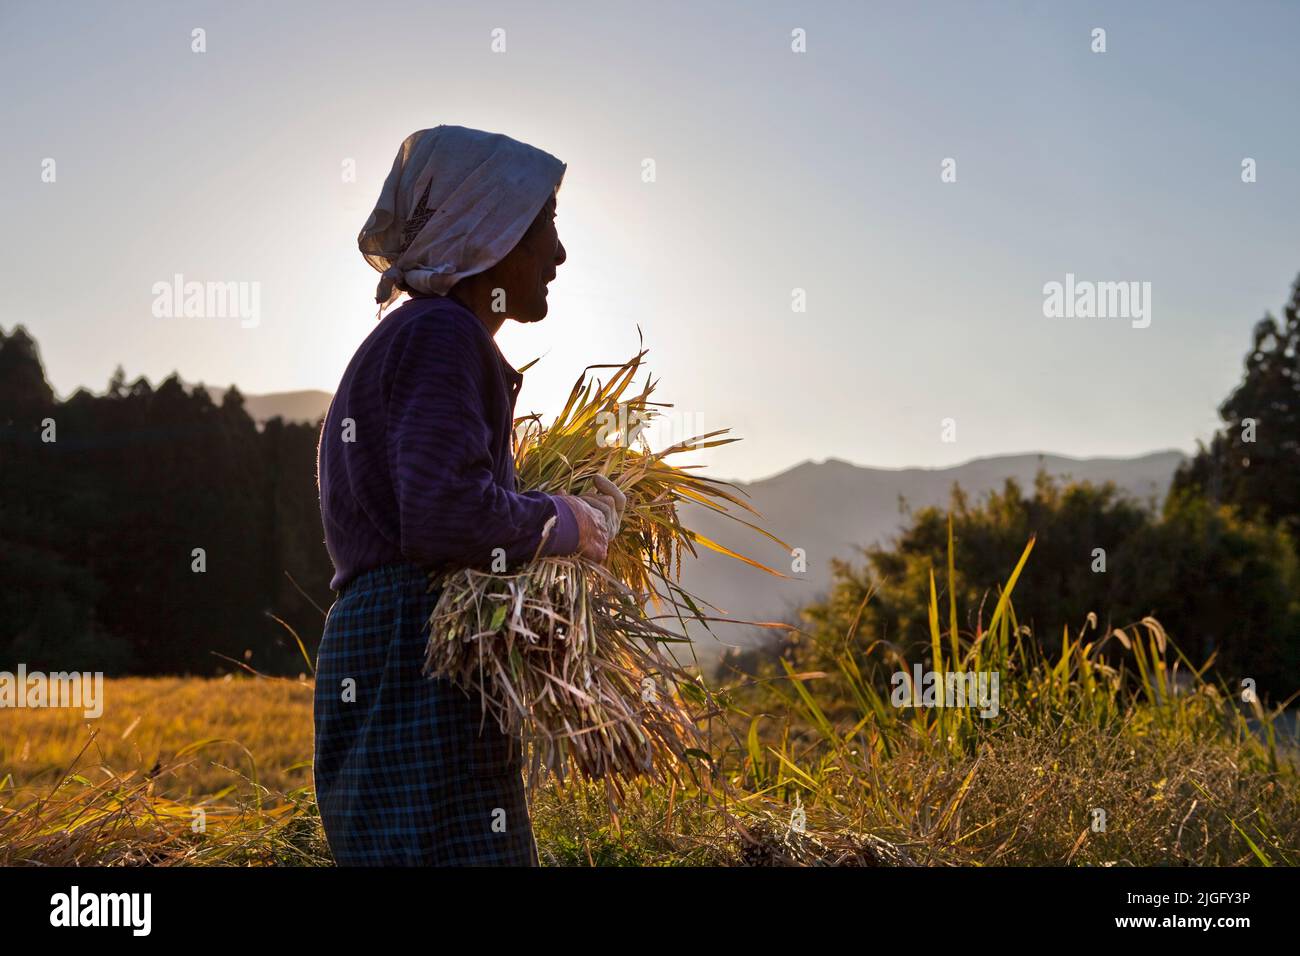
left=359, top=125, right=567, bottom=310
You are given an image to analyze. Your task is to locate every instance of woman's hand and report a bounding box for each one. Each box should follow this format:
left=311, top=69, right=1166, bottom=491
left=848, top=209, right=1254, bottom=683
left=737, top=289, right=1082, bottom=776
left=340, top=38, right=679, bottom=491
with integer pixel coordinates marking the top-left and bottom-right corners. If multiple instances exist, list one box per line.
left=588, top=475, right=627, bottom=535
left=557, top=494, right=612, bottom=562
left=556, top=478, right=626, bottom=563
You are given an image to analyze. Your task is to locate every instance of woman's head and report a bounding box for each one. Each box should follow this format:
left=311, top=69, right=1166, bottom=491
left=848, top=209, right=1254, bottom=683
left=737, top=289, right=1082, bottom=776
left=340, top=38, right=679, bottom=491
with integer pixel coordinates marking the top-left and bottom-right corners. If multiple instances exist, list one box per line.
left=358, top=126, right=567, bottom=313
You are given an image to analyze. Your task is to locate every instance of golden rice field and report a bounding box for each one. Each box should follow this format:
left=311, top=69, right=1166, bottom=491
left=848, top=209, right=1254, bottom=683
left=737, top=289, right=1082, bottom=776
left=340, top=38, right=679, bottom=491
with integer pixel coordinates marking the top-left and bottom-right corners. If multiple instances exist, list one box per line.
left=1, top=676, right=316, bottom=799
left=3, top=642, right=1298, bottom=868
left=0, top=674, right=729, bottom=866
left=3, top=539, right=1299, bottom=867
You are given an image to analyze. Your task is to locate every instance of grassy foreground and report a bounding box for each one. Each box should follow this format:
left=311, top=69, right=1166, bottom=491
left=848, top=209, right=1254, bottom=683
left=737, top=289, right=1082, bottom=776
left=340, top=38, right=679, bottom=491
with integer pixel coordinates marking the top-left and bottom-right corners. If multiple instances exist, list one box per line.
left=2, top=538, right=1298, bottom=866
left=1, top=665, right=1296, bottom=866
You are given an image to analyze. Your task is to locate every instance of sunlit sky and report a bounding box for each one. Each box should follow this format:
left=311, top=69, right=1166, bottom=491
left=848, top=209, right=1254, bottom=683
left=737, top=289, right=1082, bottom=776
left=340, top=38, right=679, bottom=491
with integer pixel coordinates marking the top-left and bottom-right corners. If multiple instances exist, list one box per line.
left=3, top=0, right=1298, bottom=481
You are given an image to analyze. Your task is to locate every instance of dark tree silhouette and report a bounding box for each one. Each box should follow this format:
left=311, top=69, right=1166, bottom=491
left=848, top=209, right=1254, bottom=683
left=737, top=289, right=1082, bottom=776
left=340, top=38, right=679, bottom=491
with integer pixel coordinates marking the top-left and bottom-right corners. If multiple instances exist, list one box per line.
left=1175, top=274, right=1300, bottom=537
left=0, top=328, right=333, bottom=675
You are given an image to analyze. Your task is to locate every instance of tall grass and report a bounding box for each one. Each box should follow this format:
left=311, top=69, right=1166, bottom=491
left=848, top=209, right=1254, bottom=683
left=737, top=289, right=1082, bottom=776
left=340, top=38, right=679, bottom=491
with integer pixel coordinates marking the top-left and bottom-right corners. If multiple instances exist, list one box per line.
left=718, top=518, right=1300, bottom=865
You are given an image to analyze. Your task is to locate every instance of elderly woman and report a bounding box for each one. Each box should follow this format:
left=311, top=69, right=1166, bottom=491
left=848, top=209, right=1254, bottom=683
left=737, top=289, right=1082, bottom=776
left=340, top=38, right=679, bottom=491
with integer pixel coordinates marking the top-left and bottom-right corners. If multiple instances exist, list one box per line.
left=313, top=126, right=623, bottom=866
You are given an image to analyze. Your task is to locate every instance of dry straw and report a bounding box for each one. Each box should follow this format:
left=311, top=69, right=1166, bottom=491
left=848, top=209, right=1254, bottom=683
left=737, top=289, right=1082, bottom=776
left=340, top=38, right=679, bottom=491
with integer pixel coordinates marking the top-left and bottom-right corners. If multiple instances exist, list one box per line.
left=423, top=348, right=788, bottom=797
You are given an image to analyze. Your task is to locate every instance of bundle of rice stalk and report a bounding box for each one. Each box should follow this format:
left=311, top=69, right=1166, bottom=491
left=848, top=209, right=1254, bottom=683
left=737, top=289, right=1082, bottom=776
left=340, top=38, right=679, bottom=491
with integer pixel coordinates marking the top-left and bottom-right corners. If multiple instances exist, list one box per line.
left=423, top=348, right=789, bottom=795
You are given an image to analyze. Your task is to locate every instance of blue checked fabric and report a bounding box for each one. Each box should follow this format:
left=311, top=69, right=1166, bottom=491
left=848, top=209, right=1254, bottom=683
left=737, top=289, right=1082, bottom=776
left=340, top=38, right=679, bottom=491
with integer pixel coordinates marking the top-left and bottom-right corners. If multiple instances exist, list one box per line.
left=312, top=562, right=539, bottom=866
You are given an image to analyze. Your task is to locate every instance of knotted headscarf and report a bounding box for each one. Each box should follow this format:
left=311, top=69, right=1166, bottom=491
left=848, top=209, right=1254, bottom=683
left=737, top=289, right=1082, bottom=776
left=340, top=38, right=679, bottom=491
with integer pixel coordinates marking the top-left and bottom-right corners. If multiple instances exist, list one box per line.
left=359, top=125, right=567, bottom=311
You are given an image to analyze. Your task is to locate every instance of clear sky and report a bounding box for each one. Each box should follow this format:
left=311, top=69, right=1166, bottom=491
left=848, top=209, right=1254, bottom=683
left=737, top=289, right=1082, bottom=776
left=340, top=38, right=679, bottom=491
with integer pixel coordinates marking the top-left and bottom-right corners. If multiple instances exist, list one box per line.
left=2, top=0, right=1297, bottom=481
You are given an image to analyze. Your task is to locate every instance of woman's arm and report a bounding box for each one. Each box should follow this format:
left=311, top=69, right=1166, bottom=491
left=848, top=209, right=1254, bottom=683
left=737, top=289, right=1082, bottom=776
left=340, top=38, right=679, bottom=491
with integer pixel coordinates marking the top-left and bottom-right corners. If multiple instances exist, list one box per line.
left=384, top=313, right=580, bottom=569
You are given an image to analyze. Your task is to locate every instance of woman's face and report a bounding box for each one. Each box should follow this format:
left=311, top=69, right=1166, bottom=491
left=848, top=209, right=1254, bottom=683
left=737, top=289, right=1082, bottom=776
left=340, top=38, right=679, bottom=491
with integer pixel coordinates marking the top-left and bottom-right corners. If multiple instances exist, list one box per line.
left=490, top=193, right=566, bottom=323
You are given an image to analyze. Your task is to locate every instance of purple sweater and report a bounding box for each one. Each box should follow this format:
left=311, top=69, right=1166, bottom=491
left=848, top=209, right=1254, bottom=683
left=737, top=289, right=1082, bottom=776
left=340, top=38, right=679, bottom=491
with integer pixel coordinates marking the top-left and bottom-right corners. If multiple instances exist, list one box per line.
left=317, top=293, right=579, bottom=590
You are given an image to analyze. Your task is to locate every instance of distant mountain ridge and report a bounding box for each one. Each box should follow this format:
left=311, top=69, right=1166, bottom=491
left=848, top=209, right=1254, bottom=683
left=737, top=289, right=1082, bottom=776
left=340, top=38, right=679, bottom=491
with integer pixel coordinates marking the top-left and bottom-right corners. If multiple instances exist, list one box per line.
left=673, top=451, right=1188, bottom=664
left=200, top=387, right=332, bottom=425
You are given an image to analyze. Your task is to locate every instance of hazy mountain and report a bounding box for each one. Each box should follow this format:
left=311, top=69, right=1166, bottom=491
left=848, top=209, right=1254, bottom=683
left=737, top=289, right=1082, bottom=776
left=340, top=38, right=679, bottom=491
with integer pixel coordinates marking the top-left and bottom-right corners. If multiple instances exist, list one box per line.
left=672, top=451, right=1187, bottom=665
left=201, top=387, right=332, bottom=425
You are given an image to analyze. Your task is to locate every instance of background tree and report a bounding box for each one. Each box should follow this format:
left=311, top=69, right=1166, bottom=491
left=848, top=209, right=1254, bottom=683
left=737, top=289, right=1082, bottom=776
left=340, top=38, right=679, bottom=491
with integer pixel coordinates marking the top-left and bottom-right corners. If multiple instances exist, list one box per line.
left=779, top=473, right=1299, bottom=701
left=1174, top=273, right=1300, bottom=537
left=0, top=326, right=55, bottom=424
left=0, top=330, right=333, bottom=675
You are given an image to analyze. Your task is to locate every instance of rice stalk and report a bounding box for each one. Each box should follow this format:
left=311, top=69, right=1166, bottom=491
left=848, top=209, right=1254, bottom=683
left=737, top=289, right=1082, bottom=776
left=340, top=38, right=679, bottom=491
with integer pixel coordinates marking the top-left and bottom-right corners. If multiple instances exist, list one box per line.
left=424, top=348, right=790, bottom=794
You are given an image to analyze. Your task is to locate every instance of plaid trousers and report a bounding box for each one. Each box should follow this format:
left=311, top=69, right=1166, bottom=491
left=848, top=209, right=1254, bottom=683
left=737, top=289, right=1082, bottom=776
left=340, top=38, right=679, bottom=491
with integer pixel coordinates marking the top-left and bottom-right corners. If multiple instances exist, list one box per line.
left=312, top=563, right=538, bottom=866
